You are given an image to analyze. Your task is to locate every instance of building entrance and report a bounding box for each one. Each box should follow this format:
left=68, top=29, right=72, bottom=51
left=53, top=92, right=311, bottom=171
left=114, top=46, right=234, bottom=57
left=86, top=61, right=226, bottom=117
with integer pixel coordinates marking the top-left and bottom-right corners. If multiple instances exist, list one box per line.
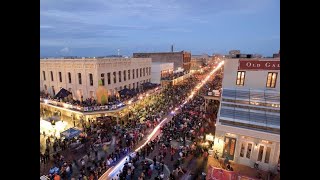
left=223, top=136, right=237, bottom=160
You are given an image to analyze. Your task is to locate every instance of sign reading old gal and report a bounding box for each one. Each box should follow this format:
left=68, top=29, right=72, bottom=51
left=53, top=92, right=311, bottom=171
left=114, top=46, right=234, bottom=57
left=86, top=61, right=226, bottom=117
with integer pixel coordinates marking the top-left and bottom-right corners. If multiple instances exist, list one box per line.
left=238, top=59, right=280, bottom=70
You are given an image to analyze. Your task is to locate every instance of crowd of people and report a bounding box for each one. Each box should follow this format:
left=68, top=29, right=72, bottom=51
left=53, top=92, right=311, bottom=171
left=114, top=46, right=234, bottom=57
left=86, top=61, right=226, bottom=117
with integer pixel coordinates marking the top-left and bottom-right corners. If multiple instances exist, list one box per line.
left=110, top=67, right=219, bottom=180
left=40, top=65, right=219, bottom=180
left=161, top=71, right=187, bottom=80
left=40, top=86, right=164, bottom=115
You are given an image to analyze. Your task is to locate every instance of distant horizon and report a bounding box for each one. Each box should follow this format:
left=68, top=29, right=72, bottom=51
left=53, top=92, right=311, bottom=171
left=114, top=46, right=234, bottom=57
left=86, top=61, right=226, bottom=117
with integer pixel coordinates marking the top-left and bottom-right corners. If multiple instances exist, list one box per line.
left=40, top=49, right=279, bottom=58
left=41, top=0, right=279, bottom=57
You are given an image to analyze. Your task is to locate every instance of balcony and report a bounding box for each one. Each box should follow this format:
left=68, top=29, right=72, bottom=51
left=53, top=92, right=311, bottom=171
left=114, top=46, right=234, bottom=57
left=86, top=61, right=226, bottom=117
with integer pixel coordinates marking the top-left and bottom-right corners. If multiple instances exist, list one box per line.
left=40, top=98, right=126, bottom=113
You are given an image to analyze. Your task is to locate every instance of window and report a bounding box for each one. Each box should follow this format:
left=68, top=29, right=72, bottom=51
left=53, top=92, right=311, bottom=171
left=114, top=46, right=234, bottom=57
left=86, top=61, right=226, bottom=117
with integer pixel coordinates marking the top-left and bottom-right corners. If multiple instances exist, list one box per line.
left=258, top=145, right=264, bottom=161
left=222, top=137, right=237, bottom=160
left=107, top=73, right=111, bottom=84
left=149, top=67, right=151, bottom=76
left=43, top=71, right=46, bottom=81
left=101, top=73, right=105, bottom=86
left=136, top=69, right=139, bottom=78
left=143, top=68, right=145, bottom=76
left=240, top=143, right=245, bottom=157
left=119, top=71, right=121, bottom=82
left=89, top=74, right=93, bottom=86
left=264, top=147, right=271, bottom=163
left=50, top=71, right=54, bottom=81
left=129, top=84, right=131, bottom=89
left=128, top=70, right=131, bottom=80
left=124, top=70, right=126, bottom=81
left=52, top=86, right=55, bottom=95
left=68, top=72, right=72, bottom=83
left=236, top=71, right=245, bottom=86
left=133, top=69, right=135, bottom=79
left=140, top=68, right=142, bottom=77
left=44, top=85, right=47, bottom=90
left=120, top=86, right=122, bottom=90
left=124, top=85, right=127, bottom=89
left=59, top=72, right=62, bottom=82
left=266, top=72, right=278, bottom=88
left=133, top=83, right=135, bottom=89
left=78, top=73, right=82, bottom=84
left=137, top=82, right=139, bottom=89
left=113, top=72, right=116, bottom=83
left=246, top=143, right=252, bottom=159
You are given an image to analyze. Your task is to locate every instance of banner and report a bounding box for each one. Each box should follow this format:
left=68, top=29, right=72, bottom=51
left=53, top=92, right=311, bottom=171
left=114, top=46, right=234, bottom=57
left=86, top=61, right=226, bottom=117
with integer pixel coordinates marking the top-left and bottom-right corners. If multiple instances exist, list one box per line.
left=206, top=166, right=258, bottom=180
left=238, top=60, right=280, bottom=70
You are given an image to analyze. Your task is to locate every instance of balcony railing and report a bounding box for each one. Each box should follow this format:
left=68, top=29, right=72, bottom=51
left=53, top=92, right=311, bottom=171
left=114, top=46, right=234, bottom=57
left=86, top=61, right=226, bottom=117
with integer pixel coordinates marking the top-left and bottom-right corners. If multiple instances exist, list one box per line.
left=40, top=98, right=126, bottom=112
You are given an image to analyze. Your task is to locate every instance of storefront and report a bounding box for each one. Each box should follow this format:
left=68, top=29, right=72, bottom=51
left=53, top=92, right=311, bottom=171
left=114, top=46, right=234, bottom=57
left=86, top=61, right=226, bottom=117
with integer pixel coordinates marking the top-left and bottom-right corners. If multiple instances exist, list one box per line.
left=40, top=117, right=69, bottom=138
left=213, top=129, right=280, bottom=171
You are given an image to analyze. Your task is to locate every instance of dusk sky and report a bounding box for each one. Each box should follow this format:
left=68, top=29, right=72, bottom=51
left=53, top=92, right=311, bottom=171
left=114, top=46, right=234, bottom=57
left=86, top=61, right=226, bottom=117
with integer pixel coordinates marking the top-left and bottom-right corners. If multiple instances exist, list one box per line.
left=40, top=0, right=280, bottom=57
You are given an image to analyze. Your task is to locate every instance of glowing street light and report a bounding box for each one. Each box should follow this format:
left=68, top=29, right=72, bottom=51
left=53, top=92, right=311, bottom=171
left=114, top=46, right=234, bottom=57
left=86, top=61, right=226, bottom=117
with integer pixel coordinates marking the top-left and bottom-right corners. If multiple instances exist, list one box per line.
left=101, top=61, right=224, bottom=180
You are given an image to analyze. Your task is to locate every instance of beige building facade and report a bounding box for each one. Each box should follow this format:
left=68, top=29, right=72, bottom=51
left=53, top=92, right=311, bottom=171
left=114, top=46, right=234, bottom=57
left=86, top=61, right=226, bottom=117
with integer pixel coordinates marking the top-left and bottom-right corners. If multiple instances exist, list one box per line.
left=213, top=57, right=280, bottom=172
left=40, top=58, right=152, bottom=100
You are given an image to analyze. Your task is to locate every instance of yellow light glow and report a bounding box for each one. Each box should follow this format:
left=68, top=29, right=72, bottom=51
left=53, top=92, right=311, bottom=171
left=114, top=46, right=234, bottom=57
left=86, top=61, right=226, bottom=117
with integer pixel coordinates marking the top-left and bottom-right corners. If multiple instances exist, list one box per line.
left=40, top=119, right=68, bottom=138
left=102, top=62, right=225, bottom=180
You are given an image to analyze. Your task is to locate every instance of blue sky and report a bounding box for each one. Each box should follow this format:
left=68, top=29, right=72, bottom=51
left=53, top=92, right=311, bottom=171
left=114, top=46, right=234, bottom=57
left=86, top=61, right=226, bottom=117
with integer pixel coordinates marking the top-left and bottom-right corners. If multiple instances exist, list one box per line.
left=40, top=0, right=280, bottom=57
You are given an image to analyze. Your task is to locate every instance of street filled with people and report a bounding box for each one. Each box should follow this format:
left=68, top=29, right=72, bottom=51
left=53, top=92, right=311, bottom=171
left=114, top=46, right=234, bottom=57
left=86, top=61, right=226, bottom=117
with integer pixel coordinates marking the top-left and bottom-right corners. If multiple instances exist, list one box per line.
left=39, top=65, right=217, bottom=179
left=106, top=66, right=223, bottom=180
left=40, top=63, right=224, bottom=180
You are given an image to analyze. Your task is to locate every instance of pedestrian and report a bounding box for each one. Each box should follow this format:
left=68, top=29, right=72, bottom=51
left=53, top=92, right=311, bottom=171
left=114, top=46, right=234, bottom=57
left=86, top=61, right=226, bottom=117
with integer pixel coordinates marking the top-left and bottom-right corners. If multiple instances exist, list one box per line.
left=153, top=156, right=157, bottom=166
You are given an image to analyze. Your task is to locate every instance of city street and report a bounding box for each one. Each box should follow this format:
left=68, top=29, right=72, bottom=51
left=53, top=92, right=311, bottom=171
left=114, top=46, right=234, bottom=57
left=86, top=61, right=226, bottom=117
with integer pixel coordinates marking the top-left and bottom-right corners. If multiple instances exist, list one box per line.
left=100, top=62, right=224, bottom=180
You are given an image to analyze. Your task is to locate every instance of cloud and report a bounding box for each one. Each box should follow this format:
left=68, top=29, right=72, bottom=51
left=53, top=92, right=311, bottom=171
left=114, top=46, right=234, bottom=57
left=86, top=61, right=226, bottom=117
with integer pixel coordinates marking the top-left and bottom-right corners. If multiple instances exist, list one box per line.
left=40, top=25, right=54, bottom=29
left=40, top=0, right=279, bottom=56
left=60, top=47, right=70, bottom=54
left=159, top=28, right=192, bottom=33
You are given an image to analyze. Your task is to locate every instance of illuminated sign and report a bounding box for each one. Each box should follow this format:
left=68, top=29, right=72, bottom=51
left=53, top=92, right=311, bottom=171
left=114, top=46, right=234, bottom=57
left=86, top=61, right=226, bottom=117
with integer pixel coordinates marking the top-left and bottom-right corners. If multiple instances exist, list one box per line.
left=238, top=60, right=280, bottom=70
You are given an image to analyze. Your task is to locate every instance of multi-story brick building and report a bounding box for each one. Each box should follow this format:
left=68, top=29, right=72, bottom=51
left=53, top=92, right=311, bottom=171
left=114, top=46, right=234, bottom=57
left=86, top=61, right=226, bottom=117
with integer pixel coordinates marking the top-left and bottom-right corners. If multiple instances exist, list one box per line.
left=133, top=51, right=191, bottom=73
left=213, top=57, right=280, bottom=172
left=40, top=57, right=152, bottom=100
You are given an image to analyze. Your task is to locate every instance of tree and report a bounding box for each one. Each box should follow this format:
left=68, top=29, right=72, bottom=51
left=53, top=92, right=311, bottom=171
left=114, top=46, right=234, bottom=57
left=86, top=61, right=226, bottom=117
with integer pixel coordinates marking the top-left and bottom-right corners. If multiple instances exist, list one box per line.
left=96, top=79, right=108, bottom=105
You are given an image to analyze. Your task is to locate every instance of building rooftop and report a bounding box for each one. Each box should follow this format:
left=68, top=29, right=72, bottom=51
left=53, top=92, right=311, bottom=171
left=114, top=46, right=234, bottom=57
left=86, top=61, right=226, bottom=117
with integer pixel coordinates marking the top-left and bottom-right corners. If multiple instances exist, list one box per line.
left=133, top=51, right=189, bottom=54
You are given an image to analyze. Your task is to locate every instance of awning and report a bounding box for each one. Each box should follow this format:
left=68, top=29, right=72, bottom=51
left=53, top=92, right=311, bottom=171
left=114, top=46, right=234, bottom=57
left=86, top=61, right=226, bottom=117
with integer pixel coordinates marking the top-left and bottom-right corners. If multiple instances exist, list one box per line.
left=60, top=128, right=82, bottom=139
left=54, top=88, right=72, bottom=99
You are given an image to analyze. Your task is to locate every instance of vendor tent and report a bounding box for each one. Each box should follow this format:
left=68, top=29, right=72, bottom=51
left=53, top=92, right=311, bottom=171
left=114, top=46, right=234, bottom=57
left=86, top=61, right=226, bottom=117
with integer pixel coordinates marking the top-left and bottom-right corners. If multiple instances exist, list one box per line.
left=42, top=116, right=61, bottom=124
left=60, top=128, right=82, bottom=139
left=54, top=88, right=72, bottom=99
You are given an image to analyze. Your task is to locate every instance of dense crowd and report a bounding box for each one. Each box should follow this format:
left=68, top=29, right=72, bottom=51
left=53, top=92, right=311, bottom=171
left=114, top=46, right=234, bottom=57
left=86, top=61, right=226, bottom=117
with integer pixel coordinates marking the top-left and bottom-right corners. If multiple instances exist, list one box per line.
left=111, top=68, right=218, bottom=180
left=161, top=71, right=186, bottom=80
left=40, top=65, right=218, bottom=180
